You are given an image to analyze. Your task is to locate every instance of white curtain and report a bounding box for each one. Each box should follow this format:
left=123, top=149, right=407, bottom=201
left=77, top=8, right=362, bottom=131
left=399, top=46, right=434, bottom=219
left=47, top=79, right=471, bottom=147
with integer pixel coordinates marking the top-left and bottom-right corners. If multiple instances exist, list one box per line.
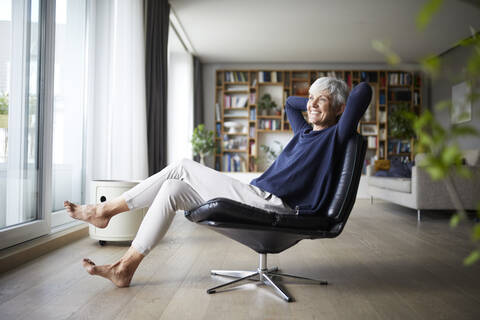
left=167, top=26, right=194, bottom=164
left=87, top=0, right=148, bottom=184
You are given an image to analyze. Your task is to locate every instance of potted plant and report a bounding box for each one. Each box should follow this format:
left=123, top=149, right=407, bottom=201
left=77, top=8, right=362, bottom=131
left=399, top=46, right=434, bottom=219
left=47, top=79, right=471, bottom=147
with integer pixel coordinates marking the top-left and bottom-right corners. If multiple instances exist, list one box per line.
left=191, top=124, right=215, bottom=165
left=0, top=92, right=8, bottom=129
left=388, top=104, right=415, bottom=139
left=258, top=94, right=277, bottom=115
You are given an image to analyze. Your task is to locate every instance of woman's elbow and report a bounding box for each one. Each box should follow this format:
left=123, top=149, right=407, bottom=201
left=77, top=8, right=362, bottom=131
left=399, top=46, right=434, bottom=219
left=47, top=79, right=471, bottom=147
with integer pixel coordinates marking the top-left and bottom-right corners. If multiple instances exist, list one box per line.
left=285, top=96, right=294, bottom=109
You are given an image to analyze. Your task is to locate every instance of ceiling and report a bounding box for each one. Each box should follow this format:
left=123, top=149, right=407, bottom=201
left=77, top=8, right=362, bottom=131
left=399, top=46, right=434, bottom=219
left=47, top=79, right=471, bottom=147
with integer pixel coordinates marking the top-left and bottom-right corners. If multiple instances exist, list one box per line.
left=170, top=0, right=480, bottom=64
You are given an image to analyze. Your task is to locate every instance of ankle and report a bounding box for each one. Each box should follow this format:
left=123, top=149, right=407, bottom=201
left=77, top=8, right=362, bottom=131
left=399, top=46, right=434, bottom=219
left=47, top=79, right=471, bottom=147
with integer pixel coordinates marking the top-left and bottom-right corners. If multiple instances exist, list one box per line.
left=96, top=202, right=110, bottom=218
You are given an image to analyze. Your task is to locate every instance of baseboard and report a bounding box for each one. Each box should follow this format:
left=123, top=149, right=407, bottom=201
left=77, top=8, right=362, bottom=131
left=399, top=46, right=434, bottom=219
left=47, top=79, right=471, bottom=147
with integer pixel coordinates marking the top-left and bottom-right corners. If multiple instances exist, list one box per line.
left=0, top=224, right=88, bottom=274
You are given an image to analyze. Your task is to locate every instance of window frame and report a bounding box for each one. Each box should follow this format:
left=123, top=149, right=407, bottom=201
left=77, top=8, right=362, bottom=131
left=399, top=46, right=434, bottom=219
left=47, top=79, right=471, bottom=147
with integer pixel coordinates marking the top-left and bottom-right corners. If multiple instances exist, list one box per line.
left=0, top=0, right=55, bottom=250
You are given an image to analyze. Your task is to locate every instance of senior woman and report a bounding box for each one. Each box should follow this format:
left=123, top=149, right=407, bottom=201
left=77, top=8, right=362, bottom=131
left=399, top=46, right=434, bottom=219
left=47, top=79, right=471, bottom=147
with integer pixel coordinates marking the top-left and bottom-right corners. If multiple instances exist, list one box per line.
left=64, top=77, right=372, bottom=287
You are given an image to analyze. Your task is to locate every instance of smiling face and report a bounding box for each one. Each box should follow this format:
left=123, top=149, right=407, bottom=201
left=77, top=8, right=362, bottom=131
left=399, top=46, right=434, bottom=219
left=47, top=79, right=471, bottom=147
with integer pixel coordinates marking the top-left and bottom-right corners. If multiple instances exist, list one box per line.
left=307, top=90, right=344, bottom=131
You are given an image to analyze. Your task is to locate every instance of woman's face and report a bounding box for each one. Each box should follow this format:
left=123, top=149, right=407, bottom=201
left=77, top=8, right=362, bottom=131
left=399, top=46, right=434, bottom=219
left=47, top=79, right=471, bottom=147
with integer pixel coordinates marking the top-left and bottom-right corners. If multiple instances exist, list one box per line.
left=307, top=90, right=339, bottom=129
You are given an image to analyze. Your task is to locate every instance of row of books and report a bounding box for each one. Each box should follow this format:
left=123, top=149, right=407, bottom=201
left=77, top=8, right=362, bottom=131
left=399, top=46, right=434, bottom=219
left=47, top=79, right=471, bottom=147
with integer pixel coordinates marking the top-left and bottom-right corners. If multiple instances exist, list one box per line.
left=258, top=119, right=281, bottom=130
left=258, top=71, right=282, bottom=83
left=223, top=153, right=247, bottom=172
left=224, top=95, right=248, bottom=108
left=249, top=141, right=257, bottom=156
left=413, top=92, right=420, bottom=105
left=249, top=93, right=256, bottom=104
left=379, top=93, right=386, bottom=104
left=249, top=125, right=255, bottom=137
left=388, top=140, right=411, bottom=154
left=379, top=74, right=387, bottom=87
left=250, top=109, right=256, bottom=121
left=225, top=71, right=247, bottom=82
left=388, top=72, right=412, bottom=86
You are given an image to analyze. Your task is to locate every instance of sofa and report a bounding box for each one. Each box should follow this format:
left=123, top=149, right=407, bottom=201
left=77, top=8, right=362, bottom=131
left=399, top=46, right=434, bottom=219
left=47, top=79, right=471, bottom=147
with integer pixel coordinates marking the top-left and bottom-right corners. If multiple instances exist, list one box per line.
left=367, top=150, right=480, bottom=221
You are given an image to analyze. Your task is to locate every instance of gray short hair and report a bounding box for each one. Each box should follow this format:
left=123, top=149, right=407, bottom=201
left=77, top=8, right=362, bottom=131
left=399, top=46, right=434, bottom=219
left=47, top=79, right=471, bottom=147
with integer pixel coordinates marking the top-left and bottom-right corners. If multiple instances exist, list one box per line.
left=309, top=77, right=349, bottom=112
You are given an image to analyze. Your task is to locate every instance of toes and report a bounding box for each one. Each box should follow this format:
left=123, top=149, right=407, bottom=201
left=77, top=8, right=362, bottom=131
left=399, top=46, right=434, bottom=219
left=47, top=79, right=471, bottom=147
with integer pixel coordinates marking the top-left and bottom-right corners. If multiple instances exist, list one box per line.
left=83, top=258, right=96, bottom=266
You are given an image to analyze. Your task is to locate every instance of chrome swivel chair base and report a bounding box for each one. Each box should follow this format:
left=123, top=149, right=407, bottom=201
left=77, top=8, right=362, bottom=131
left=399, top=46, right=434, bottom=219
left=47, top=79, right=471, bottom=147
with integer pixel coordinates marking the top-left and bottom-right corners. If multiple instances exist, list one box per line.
left=207, top=253, right=328, bottom=302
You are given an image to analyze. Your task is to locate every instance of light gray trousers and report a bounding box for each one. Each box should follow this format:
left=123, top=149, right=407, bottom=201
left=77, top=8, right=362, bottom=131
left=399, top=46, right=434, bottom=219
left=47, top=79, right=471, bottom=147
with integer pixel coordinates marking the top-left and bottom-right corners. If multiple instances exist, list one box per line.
left=121, top=158, right=294, bottom=255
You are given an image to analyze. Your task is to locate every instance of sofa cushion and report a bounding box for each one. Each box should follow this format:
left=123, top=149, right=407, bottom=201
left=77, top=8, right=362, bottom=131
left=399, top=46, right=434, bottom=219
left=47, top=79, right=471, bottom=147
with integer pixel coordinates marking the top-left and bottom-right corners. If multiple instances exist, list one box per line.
left=368, top=176, right=412, bottom=193
left=374, top=159, right=413, bottom=178
left=374, top=159, right=390, bottom=171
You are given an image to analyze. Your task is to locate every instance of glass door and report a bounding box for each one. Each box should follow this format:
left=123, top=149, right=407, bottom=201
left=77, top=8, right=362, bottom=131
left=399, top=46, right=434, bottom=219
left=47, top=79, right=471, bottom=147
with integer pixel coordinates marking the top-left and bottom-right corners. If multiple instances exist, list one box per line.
left=0, top=0, right=54, bottom=249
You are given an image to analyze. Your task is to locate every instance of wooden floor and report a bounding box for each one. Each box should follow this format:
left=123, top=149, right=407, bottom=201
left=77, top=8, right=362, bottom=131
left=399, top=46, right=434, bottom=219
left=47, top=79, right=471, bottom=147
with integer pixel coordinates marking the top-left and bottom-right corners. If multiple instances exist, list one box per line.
left=1, top=200, right=479, bottom=320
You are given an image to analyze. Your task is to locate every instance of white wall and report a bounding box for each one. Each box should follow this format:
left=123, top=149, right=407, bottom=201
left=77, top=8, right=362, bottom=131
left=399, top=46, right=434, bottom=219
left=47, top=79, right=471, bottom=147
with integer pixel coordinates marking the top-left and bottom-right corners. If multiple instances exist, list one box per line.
left=431, top=44, right=480, bottom=149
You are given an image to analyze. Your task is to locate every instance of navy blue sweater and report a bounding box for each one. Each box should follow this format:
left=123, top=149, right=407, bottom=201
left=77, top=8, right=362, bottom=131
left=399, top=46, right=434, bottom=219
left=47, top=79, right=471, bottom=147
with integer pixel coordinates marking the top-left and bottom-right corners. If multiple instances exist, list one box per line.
left=250, top=82, right=372, bottom=215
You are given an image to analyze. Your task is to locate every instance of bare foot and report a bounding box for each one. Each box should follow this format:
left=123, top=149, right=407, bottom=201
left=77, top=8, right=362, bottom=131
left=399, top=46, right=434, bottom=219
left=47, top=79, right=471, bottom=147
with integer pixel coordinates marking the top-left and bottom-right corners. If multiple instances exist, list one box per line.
left=64, top=200, right=110, bottom=228
left=82, top=258, right=134, bottom=288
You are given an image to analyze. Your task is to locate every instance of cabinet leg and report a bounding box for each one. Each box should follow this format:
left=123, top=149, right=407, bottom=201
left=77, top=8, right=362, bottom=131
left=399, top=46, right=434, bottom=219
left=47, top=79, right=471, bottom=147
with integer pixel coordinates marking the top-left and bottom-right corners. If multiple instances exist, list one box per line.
left=370, top=196, right=373, bottom=204
left=99, top=240, right=107, bottom=246
left=417, top=210, right=421, bottom=222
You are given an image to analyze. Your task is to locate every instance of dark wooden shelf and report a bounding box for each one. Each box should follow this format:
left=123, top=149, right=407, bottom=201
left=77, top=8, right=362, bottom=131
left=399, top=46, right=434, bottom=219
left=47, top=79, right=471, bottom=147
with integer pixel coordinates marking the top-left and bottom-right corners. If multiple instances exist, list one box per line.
left=215, top=69, right=422, bottom=172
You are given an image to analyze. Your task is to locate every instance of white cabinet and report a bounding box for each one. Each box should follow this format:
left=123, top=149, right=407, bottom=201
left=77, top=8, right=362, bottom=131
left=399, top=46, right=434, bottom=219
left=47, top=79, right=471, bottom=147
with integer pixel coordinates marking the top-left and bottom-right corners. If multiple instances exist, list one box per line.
left=89, top=180, right=147, bottom=244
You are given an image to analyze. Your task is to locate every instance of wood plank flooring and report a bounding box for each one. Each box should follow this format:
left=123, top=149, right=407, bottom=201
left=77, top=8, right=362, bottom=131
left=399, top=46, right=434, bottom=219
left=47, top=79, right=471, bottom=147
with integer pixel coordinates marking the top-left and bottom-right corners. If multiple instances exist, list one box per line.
left=1, top=200, right=479, bottom=320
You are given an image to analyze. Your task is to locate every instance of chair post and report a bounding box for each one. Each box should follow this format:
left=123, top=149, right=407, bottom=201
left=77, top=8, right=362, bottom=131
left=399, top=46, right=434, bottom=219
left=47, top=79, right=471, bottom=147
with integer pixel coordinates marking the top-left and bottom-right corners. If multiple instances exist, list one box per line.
left=259, top=253, right=267, bottom=280
left=259, top=253, right=267, bottom=270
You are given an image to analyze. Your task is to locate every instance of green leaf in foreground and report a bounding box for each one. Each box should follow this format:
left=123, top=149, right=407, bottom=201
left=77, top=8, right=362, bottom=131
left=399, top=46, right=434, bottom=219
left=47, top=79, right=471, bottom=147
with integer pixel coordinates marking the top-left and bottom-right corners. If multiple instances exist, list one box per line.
left=420, top=54, right=441, bottom=78
left=372, top=40, right=401, bottom=65
left=450, top=213, right=460, bottom=227
left=463, top=250, right=480, bottom=266
left=473, top=224, right=480, bottom=241
left=416, top=0, right=444, bottom=31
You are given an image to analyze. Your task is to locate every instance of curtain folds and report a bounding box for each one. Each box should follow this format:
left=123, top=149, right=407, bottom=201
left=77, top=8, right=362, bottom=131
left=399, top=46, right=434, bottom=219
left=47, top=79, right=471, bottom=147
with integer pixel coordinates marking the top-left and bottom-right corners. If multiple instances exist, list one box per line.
left=145, top=0, right=170, bottom=175
left=90, top=0, right=148, bottom=182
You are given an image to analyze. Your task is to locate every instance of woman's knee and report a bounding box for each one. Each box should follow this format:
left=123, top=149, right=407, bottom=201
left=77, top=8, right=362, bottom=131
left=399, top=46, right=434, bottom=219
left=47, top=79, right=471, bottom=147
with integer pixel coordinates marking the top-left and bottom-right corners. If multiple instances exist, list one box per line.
left=161, top=179, right=190, bottom=195
left=175, top=158, right=198, bottom=170
left=159, top=179, right=204, bottom=209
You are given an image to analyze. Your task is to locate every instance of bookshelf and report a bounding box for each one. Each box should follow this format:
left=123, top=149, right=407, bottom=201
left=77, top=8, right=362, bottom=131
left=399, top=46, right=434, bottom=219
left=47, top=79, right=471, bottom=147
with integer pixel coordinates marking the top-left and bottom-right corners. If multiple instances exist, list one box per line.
left=214, top=69, right=423, bottom=172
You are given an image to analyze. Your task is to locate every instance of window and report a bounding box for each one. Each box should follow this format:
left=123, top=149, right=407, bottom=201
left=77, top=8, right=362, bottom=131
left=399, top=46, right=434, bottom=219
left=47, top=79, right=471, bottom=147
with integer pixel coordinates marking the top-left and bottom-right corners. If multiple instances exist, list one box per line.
left=0, top=0, right=87, bottom=249
left=0, top=0, right=48, bottom=249
left=51, top=0, right=87, bottom=227
left=167, top=24, right=194, bottom=164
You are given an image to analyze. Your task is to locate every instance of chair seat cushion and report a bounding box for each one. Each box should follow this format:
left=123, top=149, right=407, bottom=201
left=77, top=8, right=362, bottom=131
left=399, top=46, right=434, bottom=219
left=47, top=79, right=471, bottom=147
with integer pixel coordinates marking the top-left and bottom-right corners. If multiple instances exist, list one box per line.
left=368, top=176, right=411, bottom=193
left=185, top=198, right=331, bottom=230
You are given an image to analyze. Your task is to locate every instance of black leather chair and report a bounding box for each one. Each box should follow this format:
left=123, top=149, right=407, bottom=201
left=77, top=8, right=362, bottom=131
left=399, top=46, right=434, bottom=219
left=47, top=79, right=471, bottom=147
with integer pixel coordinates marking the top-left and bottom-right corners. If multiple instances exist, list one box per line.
left=185, top=132, right=367, bottom=302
